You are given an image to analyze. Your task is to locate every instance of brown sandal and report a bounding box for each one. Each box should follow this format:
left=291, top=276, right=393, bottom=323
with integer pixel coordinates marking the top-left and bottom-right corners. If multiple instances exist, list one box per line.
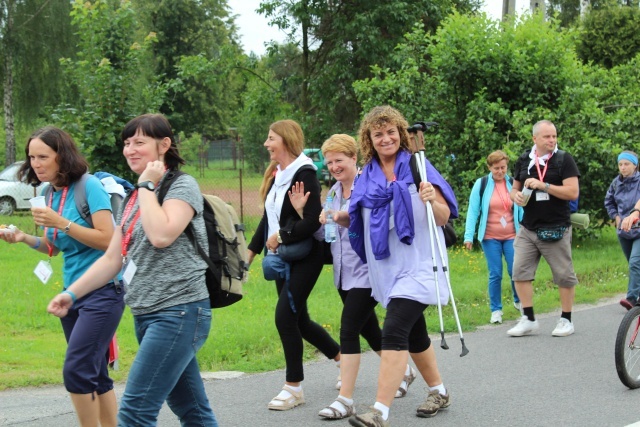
left=318, top=396, right=356, bottom=419
left=395, top=366, right=417, bottom=398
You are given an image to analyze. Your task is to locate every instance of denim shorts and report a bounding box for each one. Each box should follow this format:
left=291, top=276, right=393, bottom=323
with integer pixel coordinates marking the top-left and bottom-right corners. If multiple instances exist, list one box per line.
left=60, top=281, right=125, bottom=394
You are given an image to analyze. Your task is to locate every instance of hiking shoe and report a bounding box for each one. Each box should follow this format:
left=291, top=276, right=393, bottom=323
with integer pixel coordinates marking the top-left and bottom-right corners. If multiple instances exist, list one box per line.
left=349, top=408, right=389, bottom=427
left=416, top=389, right=451, bottom=418
left=490, top=310, right=503, bottom=324
left=620, top=298, right=634, bottom=311
left=551, top=318, right=575, bottom=337
left=507, top=316, right=539, bottom=337
left=395, top=365, right=417, bottom=398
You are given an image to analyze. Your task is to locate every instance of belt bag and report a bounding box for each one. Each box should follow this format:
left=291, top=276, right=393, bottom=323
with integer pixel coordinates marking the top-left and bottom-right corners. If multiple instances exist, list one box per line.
left=278, top=237, right=313, bottom=262
left=536, top=226, right=567, bottom=242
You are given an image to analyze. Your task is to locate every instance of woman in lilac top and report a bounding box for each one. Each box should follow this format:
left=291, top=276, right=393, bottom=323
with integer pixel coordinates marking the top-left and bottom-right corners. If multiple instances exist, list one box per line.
left=337, top=106, right=458, bottom=426
left=290, top=134, right=416, bottom=420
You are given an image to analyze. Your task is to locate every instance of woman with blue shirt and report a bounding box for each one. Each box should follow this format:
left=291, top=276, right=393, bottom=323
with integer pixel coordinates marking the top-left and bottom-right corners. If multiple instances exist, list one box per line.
left=464, top=150, right=522, bottom=325
left=0, top=126, right=123, bottom=427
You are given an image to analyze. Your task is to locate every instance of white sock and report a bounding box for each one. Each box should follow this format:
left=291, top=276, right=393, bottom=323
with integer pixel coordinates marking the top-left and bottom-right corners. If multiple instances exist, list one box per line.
left=429, top=383, right=446, bottom=395
left=373, top=402, right=390, bottom=420
left=404, top=364, right=411, bottom=376
left=336, top=360, right=341, bottom=368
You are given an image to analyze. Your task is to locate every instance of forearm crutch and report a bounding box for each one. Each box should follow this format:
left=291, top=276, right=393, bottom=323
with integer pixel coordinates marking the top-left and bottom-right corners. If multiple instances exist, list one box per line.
left=409, top=124, right=469, bottom=357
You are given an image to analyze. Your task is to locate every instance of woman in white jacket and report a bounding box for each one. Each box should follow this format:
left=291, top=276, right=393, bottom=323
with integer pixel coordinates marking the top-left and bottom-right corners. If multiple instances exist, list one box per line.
left=464, top=150, right=523, bottom=325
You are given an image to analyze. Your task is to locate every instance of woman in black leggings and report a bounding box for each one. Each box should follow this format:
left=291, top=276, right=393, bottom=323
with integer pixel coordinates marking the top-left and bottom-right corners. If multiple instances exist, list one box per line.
left=247, top=119, right=340, bottom=411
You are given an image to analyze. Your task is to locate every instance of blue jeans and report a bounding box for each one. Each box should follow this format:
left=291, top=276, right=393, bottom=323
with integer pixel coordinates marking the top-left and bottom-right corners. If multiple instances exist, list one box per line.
left=481, top=239, right=519, bottom=312
left=618, top=236, right=640, bottom=303
left=118, top=299, right=217, bottom=427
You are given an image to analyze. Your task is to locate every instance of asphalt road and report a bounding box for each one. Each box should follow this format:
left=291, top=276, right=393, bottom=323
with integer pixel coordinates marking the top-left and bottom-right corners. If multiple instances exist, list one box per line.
left=2, top=297, right=640, bottom=427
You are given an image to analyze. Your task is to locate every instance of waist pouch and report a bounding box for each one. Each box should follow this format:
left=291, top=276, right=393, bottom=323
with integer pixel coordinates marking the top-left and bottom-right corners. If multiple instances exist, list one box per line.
left=537, top=226, right=567, bottom=242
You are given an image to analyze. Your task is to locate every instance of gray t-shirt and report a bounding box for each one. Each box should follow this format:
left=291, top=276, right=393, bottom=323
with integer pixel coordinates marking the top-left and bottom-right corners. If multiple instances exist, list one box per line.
left=119, top=173, right=209, bottom=315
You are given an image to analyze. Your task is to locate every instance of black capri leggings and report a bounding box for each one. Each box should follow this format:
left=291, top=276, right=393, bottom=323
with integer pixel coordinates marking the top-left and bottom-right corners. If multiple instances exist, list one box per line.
left=381, top=297, right=431, bottom=353
left=338, top=288, right=381, bottom=354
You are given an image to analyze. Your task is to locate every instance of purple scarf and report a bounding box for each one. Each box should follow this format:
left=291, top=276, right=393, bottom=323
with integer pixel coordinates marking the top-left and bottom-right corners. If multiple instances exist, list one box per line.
left=349, top=149, right=458, bottom=263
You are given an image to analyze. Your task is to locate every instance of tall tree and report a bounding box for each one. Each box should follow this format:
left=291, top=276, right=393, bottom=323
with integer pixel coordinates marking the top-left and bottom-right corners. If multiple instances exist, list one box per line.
left=133, top=0, right=245, bottom=139
left=0, top=0, right=74, bottom=165
left=258, top=0, right=481, bottom=143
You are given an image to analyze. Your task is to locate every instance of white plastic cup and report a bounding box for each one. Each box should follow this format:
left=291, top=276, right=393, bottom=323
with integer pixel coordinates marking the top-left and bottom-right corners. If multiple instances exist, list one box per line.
left=521, top=187, right=533, bottom=206
left=29, top=196, right=46, bottom=208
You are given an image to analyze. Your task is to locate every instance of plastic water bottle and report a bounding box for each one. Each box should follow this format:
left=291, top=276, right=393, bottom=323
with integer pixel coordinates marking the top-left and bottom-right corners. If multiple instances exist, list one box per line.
left=324, top=195, right=337, bottom=243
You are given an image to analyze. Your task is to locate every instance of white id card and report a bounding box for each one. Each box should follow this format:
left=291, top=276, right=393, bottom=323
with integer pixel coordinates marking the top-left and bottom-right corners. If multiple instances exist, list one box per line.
left=34, top=260, right=53, bottom=284
left=122, top=259, right=137, bottom=286
left=500, top=215, right=508, bottom=228
left=536, top=192, right=550, bottom=201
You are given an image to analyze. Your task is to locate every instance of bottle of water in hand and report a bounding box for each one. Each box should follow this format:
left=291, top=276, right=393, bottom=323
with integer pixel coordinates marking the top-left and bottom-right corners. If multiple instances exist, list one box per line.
left=324, top=195, right=337, bottom=243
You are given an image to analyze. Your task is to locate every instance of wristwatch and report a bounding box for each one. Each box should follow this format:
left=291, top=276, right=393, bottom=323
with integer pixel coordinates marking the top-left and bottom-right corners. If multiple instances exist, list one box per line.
left=630, top=209, right=640, bottom=216
left=544, top=182, right=550, bottom=193
left=136, top=181, right=156, bottom=191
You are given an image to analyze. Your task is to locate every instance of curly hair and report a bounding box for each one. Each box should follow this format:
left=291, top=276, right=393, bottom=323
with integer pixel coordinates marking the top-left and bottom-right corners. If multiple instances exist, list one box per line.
left=486, top=150, right=510, bottom=167
left=357, top=105, right=412, bottom=165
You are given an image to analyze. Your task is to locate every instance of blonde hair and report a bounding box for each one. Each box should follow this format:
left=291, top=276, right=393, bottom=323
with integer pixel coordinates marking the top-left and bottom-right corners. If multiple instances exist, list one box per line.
left=486, top=150, right=509, bottom=167
left=321, top=134, right=357, bottom=158
left=259, top=120, right=305, bottom=201
left=357, top=105, right=412, bottom=165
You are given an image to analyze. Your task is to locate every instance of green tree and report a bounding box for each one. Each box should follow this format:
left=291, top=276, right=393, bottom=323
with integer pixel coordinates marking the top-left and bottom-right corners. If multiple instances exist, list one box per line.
left=0, top=0, right=74, bottom=165
left=576, top=4, right=640, bottom=68
left=354, top=12, right=640, bottom=232
left=51, top=0, right=167, bottom=179
left=258, top=0, right=481, bottom=143
left=133, top=0, right=245, bottom=140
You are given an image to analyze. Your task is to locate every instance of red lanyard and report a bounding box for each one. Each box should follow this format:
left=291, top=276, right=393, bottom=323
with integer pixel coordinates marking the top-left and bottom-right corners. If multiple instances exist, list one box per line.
left=535, top=152, right=553, bottom=183
left=495, top=181, right=511, bottom=214
left=45, top=187, right=69, bottom=258
left=120, top=190, right=141, bottom=263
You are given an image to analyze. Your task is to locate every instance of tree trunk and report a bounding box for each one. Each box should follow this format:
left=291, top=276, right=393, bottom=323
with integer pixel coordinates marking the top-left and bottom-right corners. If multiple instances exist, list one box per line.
left=301, top=0, right=309, bottom=116
left=3, top=1, right=16, bottom=166
left=580, top=0, right=590, bottom=19
left=502, top=0, right=516, bottom=20
left=530, top=0, right=546, bottom=18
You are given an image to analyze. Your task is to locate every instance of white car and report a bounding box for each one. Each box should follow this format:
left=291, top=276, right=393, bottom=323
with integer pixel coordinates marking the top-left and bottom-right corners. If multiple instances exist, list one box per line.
left=0, top=161, right=47, bottom=216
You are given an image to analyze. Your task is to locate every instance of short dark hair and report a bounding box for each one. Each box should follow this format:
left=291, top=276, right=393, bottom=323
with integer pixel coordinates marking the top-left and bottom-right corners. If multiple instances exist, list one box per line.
left=19, top=126, right=89, bottom=187
left=121, top=114, right=185, bottom=170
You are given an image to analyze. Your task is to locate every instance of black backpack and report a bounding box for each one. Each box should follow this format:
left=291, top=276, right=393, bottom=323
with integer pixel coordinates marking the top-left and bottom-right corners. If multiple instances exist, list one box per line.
left=157, top=170, right=247, bottom=309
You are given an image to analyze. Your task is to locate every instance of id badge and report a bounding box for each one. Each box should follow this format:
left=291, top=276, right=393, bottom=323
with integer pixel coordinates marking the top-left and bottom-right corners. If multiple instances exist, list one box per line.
left=122, top=259, right=137, bottom=286
left=536, top=192, right=550, bottom=201
left=34, top=260, right=53, bottom=284
left=500, top=216, right=508, bottom=228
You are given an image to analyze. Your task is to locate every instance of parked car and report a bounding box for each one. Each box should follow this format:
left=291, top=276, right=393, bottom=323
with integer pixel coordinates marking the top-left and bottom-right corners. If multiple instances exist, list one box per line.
left=0, top=161, right=46, bottom=216
left=303, top=148, right=332, bottom=186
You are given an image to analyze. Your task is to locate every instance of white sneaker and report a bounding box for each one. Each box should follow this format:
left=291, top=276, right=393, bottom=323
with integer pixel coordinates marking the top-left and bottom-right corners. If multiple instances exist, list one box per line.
left=507, top=316, right=539, bottom=336
left=490, top=310, right=503, bottom=324
left=513, top=301, right=522, bottom=312
left=552, top=318, right=574, bottom=337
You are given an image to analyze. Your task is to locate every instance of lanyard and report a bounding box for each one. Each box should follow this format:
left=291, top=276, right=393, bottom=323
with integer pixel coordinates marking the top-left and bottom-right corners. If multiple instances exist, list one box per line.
left=495, top=180, right=511, bottom=214
left=45, top=187, right=69, bottom=258
left=535, top=152, right=553, bottom=183
left=120, top=190, right=141, bottom=264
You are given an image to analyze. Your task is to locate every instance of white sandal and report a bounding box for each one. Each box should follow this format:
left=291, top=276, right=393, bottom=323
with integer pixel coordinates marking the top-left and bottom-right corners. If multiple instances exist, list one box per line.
left=395, top=366, right=417, bottom=398
left=267, top=385, right=305, bottom=411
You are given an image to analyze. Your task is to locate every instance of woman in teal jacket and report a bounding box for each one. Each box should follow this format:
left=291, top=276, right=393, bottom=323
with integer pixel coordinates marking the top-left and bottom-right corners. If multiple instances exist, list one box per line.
left=464, top=150, right=523, bottom=324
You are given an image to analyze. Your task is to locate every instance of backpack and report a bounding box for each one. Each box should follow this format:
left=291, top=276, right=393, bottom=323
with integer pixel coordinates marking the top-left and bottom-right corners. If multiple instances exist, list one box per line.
left=42, top=172, right=134, bottom=227
left=409, top=156, right=457, bottom=248
left=157, top=170, right=247, bottom=309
